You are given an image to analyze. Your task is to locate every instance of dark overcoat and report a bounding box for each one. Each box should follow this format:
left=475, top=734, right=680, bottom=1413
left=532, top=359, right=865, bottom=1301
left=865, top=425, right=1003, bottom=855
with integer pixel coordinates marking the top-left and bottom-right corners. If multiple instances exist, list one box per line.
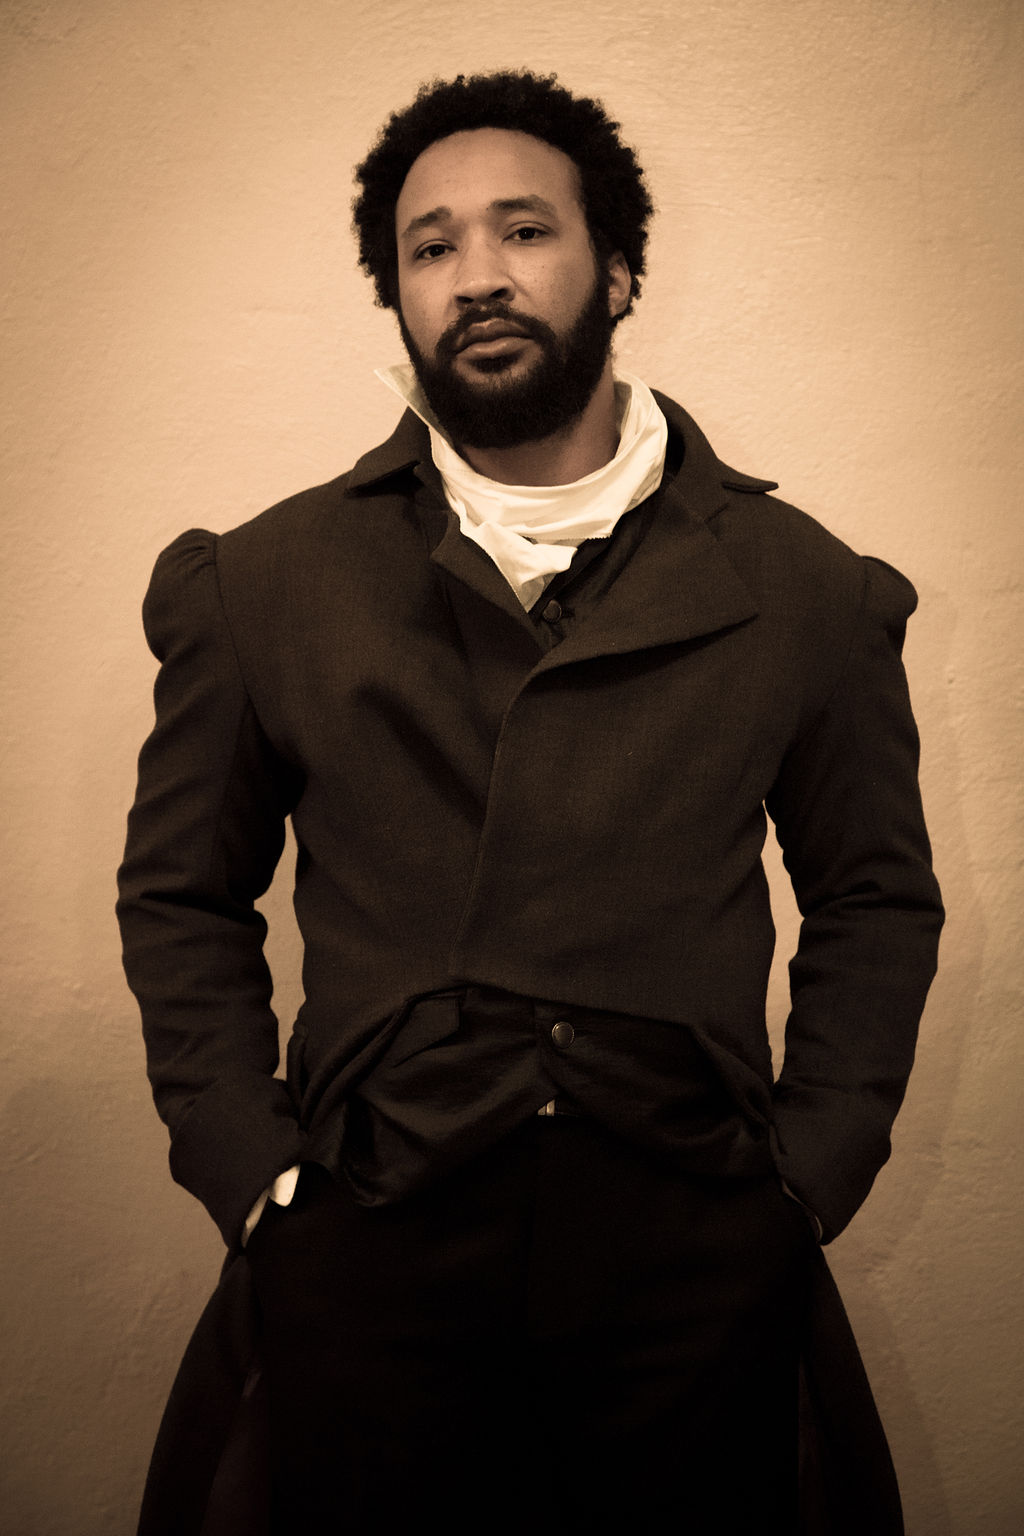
left=117, top=393, right=943, bottom=1531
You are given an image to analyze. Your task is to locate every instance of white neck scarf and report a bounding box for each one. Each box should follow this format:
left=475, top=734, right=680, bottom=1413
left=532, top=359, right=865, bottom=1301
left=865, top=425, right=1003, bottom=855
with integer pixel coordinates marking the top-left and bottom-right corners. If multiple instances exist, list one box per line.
left=376, top=363, right=668, bottom=609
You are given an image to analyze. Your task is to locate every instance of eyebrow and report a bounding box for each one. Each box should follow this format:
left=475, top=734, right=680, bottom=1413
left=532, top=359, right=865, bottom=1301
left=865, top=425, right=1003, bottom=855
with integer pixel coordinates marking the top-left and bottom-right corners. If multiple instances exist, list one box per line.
left=398, top=195, right=560, bottom=243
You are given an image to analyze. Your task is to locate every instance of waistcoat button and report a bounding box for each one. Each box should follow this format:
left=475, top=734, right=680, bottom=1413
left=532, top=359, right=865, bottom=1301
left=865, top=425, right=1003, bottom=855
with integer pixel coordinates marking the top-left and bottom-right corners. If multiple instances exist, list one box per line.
left=550, top=1020, right=575, bottom=1049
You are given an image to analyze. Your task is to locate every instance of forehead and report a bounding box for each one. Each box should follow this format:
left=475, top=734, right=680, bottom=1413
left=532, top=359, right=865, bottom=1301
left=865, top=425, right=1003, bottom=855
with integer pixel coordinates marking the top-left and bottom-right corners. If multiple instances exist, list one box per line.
left=395, top=127, right=584, bottom=232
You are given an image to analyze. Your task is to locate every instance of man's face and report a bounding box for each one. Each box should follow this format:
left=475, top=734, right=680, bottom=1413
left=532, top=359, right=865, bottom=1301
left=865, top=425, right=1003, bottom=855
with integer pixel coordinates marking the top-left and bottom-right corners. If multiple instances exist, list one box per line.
left=394, top=127, right=629, bottom=450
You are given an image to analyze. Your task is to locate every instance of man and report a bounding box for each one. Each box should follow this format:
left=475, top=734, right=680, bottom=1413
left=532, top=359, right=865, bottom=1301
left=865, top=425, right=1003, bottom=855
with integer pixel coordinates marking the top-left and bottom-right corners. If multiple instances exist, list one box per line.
left=118, top=71, right=943, bottom=1535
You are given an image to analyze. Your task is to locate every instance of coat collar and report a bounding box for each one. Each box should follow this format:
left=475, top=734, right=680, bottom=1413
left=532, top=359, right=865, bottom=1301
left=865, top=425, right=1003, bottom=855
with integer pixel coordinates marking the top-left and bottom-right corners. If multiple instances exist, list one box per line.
left=345, top=391, right=777, bottom=665
left=347, top=408, right=429, bottom=491
left=346, top=391, right=776, bottom=504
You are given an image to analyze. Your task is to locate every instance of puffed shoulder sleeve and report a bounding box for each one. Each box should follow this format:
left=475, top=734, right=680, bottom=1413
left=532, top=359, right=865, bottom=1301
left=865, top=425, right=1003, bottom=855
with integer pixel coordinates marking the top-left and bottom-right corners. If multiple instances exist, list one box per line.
left=766, top=556, right=944, bottom=1242
left=117, top=530, right=308, bottom=1247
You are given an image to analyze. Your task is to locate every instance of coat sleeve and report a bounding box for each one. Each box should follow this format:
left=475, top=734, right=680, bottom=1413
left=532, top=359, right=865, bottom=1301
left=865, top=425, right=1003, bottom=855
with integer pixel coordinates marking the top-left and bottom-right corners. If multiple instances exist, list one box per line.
left=116, top=530, right=310, bottom=1247
left=765, top=556, right=944, bottom=1241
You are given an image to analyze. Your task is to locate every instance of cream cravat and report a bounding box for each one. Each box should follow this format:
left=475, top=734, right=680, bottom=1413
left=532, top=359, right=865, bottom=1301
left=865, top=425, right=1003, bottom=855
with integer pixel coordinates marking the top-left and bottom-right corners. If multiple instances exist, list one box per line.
left=376, top=364, right=668, bottom=609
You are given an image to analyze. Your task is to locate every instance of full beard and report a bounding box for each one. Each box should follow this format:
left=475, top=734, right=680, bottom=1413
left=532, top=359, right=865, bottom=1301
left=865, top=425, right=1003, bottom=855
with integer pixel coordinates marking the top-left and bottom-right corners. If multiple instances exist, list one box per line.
left=398, top=270, right=615, bottom=451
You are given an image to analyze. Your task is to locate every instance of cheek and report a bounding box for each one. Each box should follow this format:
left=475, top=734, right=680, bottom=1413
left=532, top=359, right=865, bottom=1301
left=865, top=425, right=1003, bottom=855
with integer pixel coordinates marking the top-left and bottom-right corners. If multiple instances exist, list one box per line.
left=402, top=271, right=452, bottom=334
left=542, top=253, right=598, bottom=313
left=396, top=285, right=431, bottom=348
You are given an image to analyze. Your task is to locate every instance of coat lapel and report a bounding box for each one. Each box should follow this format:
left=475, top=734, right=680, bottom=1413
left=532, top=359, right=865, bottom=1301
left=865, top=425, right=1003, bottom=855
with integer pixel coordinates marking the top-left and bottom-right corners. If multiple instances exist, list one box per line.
left=531, top=475, right=758, bottom=673
left=527, top=389, right=768, bottom=670
left=427, top=497, right=542, bottom=639
left=348, top=411, right=543, bottom=639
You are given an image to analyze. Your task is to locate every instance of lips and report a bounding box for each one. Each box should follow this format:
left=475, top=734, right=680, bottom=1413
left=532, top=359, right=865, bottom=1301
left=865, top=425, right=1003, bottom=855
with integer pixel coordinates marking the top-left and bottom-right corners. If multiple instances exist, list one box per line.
left=455, top=318, right=531, bottom=353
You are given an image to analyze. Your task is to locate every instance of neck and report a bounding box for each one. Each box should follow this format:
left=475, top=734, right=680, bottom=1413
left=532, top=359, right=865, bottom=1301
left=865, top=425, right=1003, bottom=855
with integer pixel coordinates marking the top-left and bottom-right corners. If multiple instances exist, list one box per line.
left=455, top=361, right=620, bottom=486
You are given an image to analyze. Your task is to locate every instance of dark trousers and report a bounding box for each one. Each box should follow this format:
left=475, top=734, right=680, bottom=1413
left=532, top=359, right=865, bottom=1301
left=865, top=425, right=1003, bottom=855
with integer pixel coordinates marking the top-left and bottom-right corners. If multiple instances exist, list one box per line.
left=246, top=1115, right=816, bottom=1535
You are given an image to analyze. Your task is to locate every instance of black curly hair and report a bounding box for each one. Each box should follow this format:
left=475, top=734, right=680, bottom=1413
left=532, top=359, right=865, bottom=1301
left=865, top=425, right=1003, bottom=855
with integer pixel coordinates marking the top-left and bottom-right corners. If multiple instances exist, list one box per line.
left=352, top=71, right=653, bottom=324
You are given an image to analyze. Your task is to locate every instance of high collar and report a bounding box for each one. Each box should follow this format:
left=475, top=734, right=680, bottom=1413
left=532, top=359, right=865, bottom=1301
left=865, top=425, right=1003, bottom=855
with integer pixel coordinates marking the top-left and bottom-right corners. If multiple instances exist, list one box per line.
left=345, top=391, right=780, bottom=669
left=371, top=366, right=669, bottom=611
left=347, top=391, right=777, bottom=524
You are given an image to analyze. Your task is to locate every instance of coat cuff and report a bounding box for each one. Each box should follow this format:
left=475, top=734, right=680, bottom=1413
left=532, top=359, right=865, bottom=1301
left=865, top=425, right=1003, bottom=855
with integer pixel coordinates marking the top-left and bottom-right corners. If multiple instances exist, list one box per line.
left=166, top=1075, right=309, bottom=1248
left=769, top=1101, right=893, bottom=1244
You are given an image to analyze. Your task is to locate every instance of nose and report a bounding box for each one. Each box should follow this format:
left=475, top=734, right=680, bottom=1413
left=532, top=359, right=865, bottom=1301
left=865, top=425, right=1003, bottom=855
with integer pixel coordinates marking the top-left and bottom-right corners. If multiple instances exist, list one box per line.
left=454, top=239, right=514, bottom=307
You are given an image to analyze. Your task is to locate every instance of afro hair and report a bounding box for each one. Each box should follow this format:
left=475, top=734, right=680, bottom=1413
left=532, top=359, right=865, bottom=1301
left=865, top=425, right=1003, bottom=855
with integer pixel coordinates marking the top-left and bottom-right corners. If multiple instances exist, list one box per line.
left=352, top=71, right=653, bottom=323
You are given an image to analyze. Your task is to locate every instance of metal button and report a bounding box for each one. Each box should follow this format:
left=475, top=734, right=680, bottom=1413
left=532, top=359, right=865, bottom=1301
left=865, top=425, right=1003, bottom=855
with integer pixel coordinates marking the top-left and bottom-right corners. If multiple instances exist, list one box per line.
left=542, top=598, right=563, bottom=623
left=550, top=1020, right=575, bottom=1049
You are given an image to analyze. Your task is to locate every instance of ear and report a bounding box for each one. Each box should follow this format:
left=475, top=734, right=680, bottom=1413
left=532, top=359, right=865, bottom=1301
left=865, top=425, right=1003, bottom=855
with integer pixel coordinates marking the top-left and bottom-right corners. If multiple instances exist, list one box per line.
left=606, top=251, right=632, bottom=318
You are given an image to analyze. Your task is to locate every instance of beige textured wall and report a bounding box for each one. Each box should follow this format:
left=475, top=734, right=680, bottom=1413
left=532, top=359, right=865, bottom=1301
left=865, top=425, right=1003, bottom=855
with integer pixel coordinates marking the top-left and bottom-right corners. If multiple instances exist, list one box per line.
left=2, top=0, right=1021, bottom=1531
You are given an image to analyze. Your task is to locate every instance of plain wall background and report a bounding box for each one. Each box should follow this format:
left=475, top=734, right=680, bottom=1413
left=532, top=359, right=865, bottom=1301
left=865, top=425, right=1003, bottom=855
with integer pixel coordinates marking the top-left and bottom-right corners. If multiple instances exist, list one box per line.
left=1, top=0, right=1021, bottom=1531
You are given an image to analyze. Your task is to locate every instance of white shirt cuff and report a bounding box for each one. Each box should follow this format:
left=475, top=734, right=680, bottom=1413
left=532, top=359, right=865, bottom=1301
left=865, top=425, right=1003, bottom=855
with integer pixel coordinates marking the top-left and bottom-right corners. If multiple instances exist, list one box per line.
left=241, top=1163, right=302, bottom=1246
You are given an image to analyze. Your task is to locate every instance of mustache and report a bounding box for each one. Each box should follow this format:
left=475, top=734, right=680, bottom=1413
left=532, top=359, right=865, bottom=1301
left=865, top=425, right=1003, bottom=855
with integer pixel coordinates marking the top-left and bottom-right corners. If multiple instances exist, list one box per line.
left=436, top=304, right=555, bottom=363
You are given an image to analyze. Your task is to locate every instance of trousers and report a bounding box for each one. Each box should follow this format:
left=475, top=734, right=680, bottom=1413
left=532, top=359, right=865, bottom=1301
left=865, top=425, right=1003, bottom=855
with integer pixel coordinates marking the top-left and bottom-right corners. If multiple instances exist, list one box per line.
left=245, top=1114, right=816, bottom=1535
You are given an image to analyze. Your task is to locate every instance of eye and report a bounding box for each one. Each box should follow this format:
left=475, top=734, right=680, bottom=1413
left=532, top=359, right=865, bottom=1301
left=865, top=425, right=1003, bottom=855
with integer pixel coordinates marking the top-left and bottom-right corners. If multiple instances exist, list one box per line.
left=413, top=241, right=451, bottom=262
left=509, top=225, right=546, bottom=243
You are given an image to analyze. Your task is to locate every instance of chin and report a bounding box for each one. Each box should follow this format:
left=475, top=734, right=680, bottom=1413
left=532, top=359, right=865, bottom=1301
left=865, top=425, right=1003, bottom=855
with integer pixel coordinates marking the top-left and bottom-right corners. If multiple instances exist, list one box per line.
left=455, top=352, right=533, bottom=383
